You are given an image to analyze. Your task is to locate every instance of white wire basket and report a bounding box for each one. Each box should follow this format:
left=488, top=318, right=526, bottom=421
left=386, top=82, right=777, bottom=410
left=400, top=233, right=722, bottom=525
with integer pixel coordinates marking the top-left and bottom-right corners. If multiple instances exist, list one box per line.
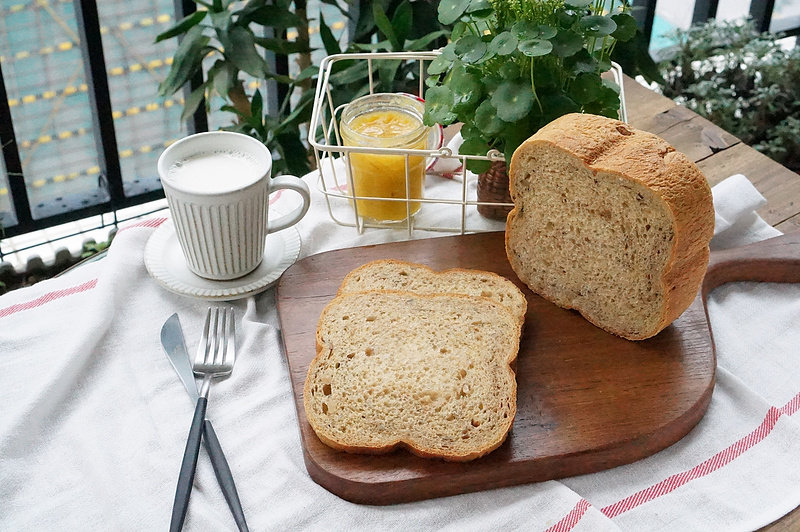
left=308, top=51, right=627, bottom=237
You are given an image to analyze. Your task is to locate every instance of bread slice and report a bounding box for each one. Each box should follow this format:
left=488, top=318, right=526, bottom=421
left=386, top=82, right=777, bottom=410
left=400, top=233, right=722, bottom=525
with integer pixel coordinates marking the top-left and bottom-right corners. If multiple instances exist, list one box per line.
left=505, top=113, right=714, bottom=340
left=337, top=259, right=527, bottom=324
left=304, top=291, right=519, bottom=461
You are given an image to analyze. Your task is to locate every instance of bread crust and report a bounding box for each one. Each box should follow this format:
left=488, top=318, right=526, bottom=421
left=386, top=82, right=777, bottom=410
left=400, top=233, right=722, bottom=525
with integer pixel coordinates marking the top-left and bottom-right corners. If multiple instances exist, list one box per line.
left=337, top=259, right=528, bottom=325
left=505, top=113, right=714, bottom=340
left=304, top=291, right=520, bottom=461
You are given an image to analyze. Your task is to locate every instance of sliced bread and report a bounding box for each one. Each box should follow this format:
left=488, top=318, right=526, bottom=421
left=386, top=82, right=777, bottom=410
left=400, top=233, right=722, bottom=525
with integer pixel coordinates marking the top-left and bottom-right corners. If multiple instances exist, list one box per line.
left=337, top=259, right=527, bottom=324
left=304, top=291, right=519, bottom=461
left=505, top=113, right=715, bottom=340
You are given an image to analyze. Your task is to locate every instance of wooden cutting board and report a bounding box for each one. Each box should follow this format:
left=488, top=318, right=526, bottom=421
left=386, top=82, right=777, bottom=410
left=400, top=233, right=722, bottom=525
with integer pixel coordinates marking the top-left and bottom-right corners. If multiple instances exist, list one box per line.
left=276, top=231, right=800, bottom=505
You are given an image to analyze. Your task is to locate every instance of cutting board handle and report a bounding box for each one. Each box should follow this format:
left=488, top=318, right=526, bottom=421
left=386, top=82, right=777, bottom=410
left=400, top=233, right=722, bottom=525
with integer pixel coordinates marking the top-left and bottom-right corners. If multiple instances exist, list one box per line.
left=703, top=232, right=800, bottom=298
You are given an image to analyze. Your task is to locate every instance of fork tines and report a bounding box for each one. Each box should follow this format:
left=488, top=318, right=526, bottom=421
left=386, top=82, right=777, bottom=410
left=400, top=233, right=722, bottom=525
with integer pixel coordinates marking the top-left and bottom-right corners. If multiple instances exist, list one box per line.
left=194, top=307, right=235, bottom=375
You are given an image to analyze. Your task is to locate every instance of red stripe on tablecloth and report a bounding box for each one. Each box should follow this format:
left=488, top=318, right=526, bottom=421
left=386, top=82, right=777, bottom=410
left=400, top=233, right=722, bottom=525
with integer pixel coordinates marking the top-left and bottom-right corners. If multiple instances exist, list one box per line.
left=269, top=189, right=283, bottom=205
left=0, top=217, right=161, bottom=320
left=779, top=393, right=800, bottom=416
left=601, top=401, right=794, bottom=519
left=0, top=278, right=98, bottom=319
left=117, top=217, right=167, bottom=233
left=546, top=499, right=591, bottom=532
left=556, top=392, right=800, bottom=529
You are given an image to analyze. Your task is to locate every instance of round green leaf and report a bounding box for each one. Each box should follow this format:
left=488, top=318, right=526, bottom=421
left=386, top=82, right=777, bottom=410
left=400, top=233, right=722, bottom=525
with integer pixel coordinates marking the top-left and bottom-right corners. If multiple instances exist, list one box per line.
left=466, top=0, right=492, bottom=19
left=488, top=31, right=518, bottom=56
left=474, top=48, right=496, bottom=65
left=454, top=34, right=487, bottom=64
left=602, top=78, right=621, bottom=94
left=460, top=123, right=481, bottom=141
left=536, top=25, right=557, bottom=40
left=512, top=22, right=557, bottom=41
left=459, top=135, right=490, bottom=156
left=474, top=100, right=504, bottom=136
left=518, top=38, right=553, bottom=57
left=467, top=0, right=490, bottom=12
left=438, top=0, right=471, bottom=25
left=551, top=29, right=584, bottom=57
left=423, top=85, right=457, bottom=125
left=581, top=83, right=622, bottom=117
left=461, top=132, right=492, bottom=173
left=611, top=13, right=637, bottom=42
left=440, top=42, right=458, bottom=60
left=450, top=66, right=483, bottom=114
left=557, top=11, right=578, bottom=28
left=539, top=92, right=581, bottom=122
left=579, top=15, right=617, bottom=37
left=511, top=21, right=535, bottom=39
left=595, top=81, right=622, bottom=113
left=569, top=72, right=603, bottom=104
left=451, top=21, right=469, bottom=41
left=491, top=81, right=534, bottom=122
left=427, top=54, right=452, bottom=75
left=466, top=158, right=491, bottom=174
left=565, top=49, right=598, bottom=74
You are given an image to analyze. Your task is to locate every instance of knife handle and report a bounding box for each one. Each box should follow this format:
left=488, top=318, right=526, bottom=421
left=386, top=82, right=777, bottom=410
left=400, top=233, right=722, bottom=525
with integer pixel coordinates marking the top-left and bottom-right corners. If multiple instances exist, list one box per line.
left=170, top=397, right=207, bottom=532
left=203, top=420, right=249, bottom=532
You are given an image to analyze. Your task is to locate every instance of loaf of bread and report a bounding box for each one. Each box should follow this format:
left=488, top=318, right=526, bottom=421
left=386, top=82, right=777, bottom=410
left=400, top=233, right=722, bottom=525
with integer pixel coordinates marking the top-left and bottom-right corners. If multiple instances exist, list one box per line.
left=304, top=291, right=519, bottom=461
left=337, top=259, right=527, bottom=324
left=505, top=113, right=715, bottom=340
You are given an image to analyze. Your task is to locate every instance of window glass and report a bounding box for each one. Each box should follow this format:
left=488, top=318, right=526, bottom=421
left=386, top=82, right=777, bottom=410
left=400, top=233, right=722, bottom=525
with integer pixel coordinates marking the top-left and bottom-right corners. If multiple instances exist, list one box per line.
left=0, top=0, right=107, bottom=220
left=0, top=152, right=16, bottom=229
left=95, top=0, right=184, bottom=198
left=771, top=0, right=800, bottom=33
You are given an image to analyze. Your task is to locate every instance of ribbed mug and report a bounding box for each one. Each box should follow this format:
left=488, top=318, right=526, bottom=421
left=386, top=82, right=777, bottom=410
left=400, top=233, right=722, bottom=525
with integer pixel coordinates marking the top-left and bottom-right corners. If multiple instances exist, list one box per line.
left=158, top=131, right=311, bottom=280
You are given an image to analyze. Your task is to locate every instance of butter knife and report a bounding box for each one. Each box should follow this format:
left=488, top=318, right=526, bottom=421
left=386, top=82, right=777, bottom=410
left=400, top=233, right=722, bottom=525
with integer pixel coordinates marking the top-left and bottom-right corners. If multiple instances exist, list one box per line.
left=161, top=314, right=249, bottom=532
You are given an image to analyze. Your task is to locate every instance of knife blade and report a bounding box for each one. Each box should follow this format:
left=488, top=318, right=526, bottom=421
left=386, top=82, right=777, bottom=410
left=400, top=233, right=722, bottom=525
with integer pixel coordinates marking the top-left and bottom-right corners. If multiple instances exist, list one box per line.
left=161, top=314, right=249, bottom=532
left=162, top=315, right=200, bottom=402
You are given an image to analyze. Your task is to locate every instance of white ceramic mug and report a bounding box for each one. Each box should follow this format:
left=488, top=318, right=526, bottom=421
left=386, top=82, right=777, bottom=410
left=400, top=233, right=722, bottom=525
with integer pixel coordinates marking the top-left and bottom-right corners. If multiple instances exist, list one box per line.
left=158, top=131, right=311, bottom=280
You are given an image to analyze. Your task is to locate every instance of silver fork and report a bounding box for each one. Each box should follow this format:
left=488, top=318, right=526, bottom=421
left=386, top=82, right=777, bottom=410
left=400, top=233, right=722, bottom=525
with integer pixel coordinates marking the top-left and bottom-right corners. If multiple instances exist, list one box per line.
left=170, top=307, right=236, bottom=532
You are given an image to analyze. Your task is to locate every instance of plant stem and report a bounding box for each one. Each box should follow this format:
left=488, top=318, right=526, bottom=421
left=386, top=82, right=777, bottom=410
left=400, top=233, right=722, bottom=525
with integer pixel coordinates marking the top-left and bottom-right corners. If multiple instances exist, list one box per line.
left=294, top=1, right=312, bottom=92
left=530, top=57, right=543, bottom=113
left=278, top=83, right=295, bottom=117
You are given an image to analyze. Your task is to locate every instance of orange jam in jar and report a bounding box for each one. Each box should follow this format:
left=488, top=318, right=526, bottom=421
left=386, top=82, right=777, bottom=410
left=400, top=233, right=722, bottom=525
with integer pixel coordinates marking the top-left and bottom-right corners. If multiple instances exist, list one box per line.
left=340, top=93, right=428, bottom=222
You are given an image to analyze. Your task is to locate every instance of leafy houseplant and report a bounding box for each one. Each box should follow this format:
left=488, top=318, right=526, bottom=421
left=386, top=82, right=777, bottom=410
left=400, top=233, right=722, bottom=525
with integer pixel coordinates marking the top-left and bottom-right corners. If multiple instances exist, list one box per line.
left=423, top=0, right=637, bottom=218
left=156, top=0, right=325, bottom=177
left=658, top=19, right=800, bottom=173
left=317, top=1, right=449, bottom=111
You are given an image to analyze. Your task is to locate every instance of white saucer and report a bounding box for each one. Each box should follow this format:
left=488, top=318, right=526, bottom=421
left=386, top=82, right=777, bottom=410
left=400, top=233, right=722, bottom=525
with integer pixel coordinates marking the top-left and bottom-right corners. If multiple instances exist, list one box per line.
left=144, top=220, right=301, bottom=301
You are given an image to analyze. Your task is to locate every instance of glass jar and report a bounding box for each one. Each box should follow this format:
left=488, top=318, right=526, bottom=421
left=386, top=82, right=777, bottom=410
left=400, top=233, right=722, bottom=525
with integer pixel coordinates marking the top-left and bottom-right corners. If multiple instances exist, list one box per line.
left=339, top=93, right=429, bottom=223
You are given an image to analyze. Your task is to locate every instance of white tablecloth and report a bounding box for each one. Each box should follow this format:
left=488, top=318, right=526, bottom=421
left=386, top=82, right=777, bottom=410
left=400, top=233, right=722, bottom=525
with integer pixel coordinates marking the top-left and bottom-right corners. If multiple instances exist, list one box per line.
left=1, top=173, right=798, bottom=531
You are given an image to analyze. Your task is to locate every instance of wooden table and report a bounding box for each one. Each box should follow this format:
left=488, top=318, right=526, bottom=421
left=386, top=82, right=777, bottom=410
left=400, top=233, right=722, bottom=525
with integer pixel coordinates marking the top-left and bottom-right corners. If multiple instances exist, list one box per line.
left=623, top=76, right=800, bottom=234
left=622, top=75, right=799, bottom=531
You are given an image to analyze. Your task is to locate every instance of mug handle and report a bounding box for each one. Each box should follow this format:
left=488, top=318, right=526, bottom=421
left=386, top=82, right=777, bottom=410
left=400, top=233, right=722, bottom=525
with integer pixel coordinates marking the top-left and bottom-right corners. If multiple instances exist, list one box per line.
left=266, top=175, right=311, bottom=233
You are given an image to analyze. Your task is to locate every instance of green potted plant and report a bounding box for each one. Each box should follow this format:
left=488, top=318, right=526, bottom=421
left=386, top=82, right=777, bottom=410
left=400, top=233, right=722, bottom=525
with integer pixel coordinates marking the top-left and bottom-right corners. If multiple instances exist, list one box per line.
left=155, top=0, right=331, bottom=177
left=423, top=0, right=637, bottom=218
left=658, top=19, right=800, bottom=173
